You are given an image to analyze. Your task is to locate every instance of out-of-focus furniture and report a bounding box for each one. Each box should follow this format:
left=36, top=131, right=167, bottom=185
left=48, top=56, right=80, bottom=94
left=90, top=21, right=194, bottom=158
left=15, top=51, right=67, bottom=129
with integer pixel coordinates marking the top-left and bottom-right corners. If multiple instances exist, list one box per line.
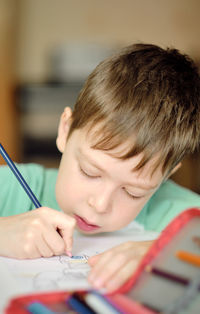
left=171, top=153, right=200, bottom=194
left=0, top=1, right=20, bottom=163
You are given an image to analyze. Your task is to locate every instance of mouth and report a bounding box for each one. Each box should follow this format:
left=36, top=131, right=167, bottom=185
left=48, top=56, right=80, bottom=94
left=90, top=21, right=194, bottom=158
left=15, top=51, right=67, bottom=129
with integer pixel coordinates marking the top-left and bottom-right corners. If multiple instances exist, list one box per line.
left=74, top=214, right=100, bottom=232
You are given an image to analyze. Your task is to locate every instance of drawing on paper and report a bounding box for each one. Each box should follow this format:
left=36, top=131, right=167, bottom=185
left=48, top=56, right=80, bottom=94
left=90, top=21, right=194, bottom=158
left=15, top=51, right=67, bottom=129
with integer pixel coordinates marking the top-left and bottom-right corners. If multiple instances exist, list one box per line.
left=33, top=268, right=90, bottom=290
left=33, top=254, right=92, bottom=290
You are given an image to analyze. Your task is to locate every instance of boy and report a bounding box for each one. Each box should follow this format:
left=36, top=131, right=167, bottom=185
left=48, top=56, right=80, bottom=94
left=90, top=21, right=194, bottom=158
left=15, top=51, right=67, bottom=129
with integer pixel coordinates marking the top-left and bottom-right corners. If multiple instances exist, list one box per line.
left=0, top=43, right=200, bottom=293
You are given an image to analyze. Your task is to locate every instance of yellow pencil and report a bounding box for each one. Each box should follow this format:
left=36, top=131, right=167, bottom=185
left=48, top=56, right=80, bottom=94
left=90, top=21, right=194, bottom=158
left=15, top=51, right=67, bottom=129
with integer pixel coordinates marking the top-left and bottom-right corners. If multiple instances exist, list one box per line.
left=176, top=250, right=200, bottom=267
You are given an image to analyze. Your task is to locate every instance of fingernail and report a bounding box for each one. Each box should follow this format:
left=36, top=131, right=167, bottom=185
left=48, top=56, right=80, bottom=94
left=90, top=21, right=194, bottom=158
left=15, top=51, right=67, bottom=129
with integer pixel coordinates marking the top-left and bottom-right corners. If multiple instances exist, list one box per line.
left=66, top=251, right=72, bottom=257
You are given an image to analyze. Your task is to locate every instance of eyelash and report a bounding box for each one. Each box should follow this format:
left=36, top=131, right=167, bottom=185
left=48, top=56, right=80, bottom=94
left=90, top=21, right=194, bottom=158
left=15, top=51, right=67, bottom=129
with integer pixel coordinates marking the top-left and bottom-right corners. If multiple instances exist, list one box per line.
left=123, top=188, right=141, bottom=200
left=79, top=166, right=99, bottom=178
left=79, top=166, right=142, bottom=199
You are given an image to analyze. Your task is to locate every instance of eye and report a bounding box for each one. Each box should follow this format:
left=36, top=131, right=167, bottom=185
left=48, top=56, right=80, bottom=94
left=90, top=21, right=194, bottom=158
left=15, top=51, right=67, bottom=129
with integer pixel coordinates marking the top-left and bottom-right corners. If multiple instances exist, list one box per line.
left=79, top=166, right=99, bottom=178
left=123, top=187, right=142, bottom=200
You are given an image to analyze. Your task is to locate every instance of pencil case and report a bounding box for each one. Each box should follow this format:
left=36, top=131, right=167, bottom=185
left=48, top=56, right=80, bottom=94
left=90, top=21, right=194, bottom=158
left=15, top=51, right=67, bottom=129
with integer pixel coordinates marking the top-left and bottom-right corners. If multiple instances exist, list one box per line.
left=5, top=207, right=200, bottom=314
left=115, top=206, right=200, bottom=313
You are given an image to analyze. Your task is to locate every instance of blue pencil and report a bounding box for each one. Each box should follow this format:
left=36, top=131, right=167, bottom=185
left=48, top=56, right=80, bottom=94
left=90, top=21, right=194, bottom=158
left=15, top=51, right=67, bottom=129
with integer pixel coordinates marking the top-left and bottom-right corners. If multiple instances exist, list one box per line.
left=0, top=143, right=41, bottom=208
left=27, top=301, right=55, bottom=314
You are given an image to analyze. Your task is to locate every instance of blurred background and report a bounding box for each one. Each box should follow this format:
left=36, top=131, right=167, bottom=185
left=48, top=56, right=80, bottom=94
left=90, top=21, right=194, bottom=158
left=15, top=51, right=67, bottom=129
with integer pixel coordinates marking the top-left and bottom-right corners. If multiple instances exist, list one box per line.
left=0, top=0, right=200, bottom=193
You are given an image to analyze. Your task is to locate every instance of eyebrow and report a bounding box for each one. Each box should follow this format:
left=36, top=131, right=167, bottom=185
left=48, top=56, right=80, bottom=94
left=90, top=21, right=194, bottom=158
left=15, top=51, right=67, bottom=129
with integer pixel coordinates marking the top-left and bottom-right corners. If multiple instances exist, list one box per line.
left=77, top=148, right=158, bottom=191
left=78, top=149, right=103, bottom=171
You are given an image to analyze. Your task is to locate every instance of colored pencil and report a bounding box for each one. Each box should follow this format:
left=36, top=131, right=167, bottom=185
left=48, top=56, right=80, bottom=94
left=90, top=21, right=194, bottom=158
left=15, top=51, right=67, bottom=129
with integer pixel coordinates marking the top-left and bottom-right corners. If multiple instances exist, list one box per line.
left=145, top=265, right=189, bottom=285
left=85, top=291, right=120, bottom=314
left=146, top=265, right=200, bottom=293
left=176, top=250, right=200, bottom=267
left=27, top=301, right=55, bottom=314
left=72, top=293, right=96, bottom=314
left=0, top=143, right=41, bottom=208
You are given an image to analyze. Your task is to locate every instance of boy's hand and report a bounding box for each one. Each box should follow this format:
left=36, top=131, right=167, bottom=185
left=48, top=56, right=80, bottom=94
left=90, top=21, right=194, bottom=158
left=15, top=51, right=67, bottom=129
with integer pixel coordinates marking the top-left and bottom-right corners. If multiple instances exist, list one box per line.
left=88, top=240, right=153, bottom=293
left=0, top=207, right=76, bottom=259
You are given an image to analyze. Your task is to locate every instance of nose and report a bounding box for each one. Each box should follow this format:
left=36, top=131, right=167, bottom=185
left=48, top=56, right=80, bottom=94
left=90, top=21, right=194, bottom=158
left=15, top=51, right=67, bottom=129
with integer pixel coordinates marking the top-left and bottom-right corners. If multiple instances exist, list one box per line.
left=87, top=185, right=113, bottom=214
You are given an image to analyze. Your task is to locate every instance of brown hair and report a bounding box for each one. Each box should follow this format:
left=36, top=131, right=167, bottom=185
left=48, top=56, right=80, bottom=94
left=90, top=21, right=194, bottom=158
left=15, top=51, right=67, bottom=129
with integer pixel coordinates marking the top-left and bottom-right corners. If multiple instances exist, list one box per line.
left=68, top=43, right=200, bottom=174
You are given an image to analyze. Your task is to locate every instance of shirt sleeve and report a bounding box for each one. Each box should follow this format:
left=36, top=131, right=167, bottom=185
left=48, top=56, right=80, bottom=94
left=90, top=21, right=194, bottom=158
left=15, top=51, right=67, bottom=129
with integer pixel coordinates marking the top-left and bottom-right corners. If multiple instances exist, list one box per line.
left=0, top=163, right=59, bottom=216
left=135, top=180, right=200, bottom=232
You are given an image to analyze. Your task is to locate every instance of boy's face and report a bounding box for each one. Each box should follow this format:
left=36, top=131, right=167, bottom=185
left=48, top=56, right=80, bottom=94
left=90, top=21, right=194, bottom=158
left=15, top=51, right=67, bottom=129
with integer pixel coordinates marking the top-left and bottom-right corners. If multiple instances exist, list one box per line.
left=55, top=108, right=170, bottom=234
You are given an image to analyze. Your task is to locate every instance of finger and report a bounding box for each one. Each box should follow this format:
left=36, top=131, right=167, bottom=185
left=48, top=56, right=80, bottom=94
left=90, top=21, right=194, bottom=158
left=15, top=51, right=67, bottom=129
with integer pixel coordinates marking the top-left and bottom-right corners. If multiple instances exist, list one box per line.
left=88, top=253, right=103, bottom=266
left=52, top=211, right=76, bottom=233
left=38, top=208, right=76, bottom=256
left=104, top=259, right=138, bottom=293
left=89, top=251, right=130, bottom=289
left=59, top=229, right=73, bottom=256
left=43, top=225, right=66, bottom=256
left=88, top=250, right=117, bottom=287
left=89, top=250, right=114, bottom=276
left=56, top=215, right=76, bottom=256
left=89, top=244, right=129, bottom=276
left=36, top=234, right=54, bottom=258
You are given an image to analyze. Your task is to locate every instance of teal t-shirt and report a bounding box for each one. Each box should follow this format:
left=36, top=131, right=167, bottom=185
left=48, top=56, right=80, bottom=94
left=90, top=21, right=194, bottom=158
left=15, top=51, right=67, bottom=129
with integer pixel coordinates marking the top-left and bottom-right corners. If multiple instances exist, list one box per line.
left=0, top=163, right=200, bottom=232
left=0, top=164, right=60, bottom=216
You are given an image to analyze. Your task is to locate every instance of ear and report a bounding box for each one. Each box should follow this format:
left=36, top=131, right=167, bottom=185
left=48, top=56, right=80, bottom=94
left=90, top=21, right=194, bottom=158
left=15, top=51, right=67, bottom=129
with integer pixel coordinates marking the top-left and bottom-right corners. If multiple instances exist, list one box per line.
left=56, top=107, right=72, bottom=153
left=167, top=162, right=182, bottom=179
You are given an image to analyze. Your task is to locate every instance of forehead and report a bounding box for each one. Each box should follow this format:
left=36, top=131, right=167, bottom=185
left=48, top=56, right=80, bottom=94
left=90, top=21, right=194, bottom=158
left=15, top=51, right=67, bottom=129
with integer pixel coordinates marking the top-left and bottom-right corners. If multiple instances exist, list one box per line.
left=85, top=124, right=163, bottom=169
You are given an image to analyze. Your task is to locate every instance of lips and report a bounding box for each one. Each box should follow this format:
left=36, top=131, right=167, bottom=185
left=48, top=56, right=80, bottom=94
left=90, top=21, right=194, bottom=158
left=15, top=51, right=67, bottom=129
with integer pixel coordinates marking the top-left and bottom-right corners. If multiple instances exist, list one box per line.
left=74, top=214, right=100, bottom=232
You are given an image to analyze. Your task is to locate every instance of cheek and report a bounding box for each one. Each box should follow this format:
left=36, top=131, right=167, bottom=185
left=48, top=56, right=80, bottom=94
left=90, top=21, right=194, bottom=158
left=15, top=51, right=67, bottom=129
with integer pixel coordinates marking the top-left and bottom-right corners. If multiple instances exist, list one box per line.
left=55, top=171, right=89, bottom=213
left=113, top=209, right=138, bottom=229
left=56, top=180, right=78, bottom=210
left=108, top=199, right=148, bottom=231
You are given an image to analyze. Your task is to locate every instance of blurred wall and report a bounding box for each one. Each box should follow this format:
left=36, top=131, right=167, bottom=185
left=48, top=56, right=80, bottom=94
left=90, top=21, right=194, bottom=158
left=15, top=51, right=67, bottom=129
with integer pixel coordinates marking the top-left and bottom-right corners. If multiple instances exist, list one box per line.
left=16, top=0, right=200, bottom=82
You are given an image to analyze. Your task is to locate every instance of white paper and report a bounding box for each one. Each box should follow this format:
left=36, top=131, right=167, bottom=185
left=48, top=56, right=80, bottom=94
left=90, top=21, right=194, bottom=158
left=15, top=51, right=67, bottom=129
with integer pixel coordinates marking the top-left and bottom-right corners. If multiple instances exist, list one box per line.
left=0, top=223, right=158, bottom=313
